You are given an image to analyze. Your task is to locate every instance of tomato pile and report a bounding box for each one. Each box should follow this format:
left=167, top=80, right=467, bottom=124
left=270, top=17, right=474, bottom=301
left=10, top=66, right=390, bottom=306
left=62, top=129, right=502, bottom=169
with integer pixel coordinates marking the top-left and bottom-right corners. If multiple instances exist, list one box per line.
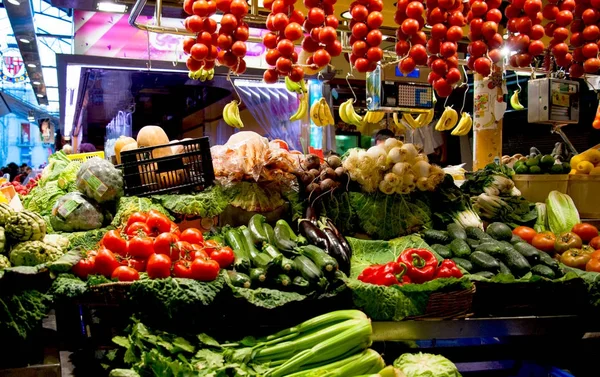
left=300, top=0, right=342, bottom=73
left=262, top=0, right=306, bottom=83
left=72, top=210, right=234, bottom=282
left=0, top=174, right=40, bottom=196
left=349, top=0, right=384, bottom=73
left=216, top=0, right=249, bottom=74
left=568, top=0, right=600, bottom=77
left=502, top=0, right=544, bottom=68
left=183, top=0, right=219, bottom=72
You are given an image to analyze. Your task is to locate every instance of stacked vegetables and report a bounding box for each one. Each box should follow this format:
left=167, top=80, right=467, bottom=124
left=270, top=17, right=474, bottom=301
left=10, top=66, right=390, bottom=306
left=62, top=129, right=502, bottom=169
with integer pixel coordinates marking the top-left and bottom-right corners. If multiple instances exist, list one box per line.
left=224, top=214, right=349, bottom=292
left=569, top=148, right=600, bottom=175
left=349, top=0, right=384, bottom=73
left=295, top=153, right=347, bottom=199
left=343, top=139, right=445, bottom=194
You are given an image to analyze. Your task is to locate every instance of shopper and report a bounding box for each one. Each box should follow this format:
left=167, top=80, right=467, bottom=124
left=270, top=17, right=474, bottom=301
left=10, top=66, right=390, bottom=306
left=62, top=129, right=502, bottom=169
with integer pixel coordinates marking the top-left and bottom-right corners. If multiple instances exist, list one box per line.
left=374, top=129, right=396, bottom=146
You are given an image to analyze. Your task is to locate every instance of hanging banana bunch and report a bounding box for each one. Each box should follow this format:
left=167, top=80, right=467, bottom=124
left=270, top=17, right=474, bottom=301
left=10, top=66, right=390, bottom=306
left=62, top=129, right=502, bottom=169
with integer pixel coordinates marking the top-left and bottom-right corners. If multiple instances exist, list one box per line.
left=223, top=100, right=244, bottom=129
left=362, top=111, right=386, bottom=125
left=310, top=97, right=335, bottom=127
left=338, top=99, right=363, bottom=127
left=391, top=113, right=407, bottom=134
left=435, top=107, right=459, bottom=131
left=287, top=78, right=309, bottom=122
left=451, top=112, right=473, bottom=136
left=188, top=68, right=215, bottom=82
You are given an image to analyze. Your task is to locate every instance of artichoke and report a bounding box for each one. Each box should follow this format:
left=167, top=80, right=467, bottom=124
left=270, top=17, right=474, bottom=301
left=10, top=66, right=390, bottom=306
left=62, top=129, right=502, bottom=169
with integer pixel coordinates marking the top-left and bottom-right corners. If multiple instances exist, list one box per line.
left=5, top=211, right=47, bottom=242
left=76, top=157, right=124, bottom=203
left=0, top=254, right=10, bottom=270
left=50, top=192, right=104, bottom=232
left=9, top=240, right=63, bottom=267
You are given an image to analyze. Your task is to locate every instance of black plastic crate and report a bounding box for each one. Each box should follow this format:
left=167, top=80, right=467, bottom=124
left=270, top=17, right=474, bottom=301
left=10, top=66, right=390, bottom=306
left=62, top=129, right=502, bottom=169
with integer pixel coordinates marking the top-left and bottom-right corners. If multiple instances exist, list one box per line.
left=119, top=137, right=214, bottom=196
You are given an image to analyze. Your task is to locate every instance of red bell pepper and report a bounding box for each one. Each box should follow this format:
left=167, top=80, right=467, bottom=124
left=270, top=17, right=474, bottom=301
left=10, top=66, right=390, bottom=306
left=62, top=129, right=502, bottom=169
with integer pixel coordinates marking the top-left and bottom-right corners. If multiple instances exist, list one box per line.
left=434, top=259, right=463, bottom=279
left=358, top=262, right=411, bottom=286
left=398, top=248, right=438, bottom=283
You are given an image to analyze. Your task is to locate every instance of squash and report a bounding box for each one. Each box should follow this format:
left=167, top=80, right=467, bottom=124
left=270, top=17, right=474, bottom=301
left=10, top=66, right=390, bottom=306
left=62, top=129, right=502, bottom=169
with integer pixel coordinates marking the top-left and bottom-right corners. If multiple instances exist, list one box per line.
left=115, top=136, right=136, bottom=163
left=118, top=141, right=138, bottom=164
left=137, top=126, right=171, bottom=159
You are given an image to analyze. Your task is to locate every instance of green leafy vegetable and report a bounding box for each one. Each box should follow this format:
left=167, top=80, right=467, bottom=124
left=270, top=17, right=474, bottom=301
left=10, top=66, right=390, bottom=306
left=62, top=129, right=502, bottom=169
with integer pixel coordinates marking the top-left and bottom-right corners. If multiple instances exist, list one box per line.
left=546, top=191, right=580, bottom=235
left=152, top=186, right=230, bottom=218
left=49, top=274, right=88, bottom=299
left=394, top=353, right=462, bottom=377
left=427, top=175, right=483, bottom=229
left=64, top=227, right=113, bottom=251
left=229, top=286, right=306, bottom=309
left=473, top=193, right=537, bottom=228
left=320, top=191, right=355, bottom=234
left=0, top=289, right=51, bottom=341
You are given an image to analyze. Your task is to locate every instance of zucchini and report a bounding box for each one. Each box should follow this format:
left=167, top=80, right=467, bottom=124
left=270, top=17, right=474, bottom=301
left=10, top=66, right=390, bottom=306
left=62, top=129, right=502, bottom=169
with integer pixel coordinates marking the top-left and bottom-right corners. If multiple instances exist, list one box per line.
left=498, top=260, right=512, bottom=275
left=274, top=221, right=298, bottom=253
left=241, top=228, right=261, bottom=259
left=300, top=245, right=338, bottom=274
left=452, top=257, right=473, bottom=272
left=422, top=229, right=451, bottom=244
left=465, top=226, right=490, bottom=240
left=264, top=223, right=278, bottom=246
left=470, top=251, right=501, bottom=272
left=248, top=214, right=268, bottom=245
left=274, top=274, right=292, bottom=289
left=225, top=229, right=251, bottom=271
left=538, top=251, right=559, bottom=270
left=447, top=223, right=467, bottom=240
left=501, top=248, right=531, bottom=277
left=466, top=238, right=481, bottom=249
left=510, top=234, right=524, bottom=245
left=292, top=276, right=311, bottom=292
left=242, top=227, right=278, bottom=269
left=474, top=271, right=495, bottom=279
left=249, top=267, right=267, bottom=284
left=264, top=244, right=293, bottom=272
left=449, top=238, right=471, bottom=258
left=475, top=242, right=503, bottom=257
left=512, top=242, right=541, bottom=264
left=531, top=264, right=556, bottom=279
left=486, top=222, right=513, bottom=241
left=293, top=255, right=324, bottom=285
left=227, top=271, right=251, bottom=288
left=276, top=219, right=304, bottom=243
left=431, top=244, right=453, bottom=259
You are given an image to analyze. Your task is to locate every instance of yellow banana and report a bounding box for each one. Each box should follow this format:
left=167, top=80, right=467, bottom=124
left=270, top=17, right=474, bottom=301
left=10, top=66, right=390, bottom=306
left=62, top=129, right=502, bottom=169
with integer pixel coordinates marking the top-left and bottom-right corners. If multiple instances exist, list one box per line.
left=285, top=76, right=303, bottom=94
left=510, top=90, right=525, bottom=111
left=435, top=107, right=459, bottom=131
left=317, top=98, right=329, bottom=126
left=345, top=100, right=363, bottom=126
left=423, top=108, right=434, bottom=125
left=223, top=102, right=234, bottom=127
left=310, top=101, right=323, bottom=126
left=290, top=95, right=307, bottom=122
left=339, top=100, right=351, bottom=124
left=392, top=112, right=407, bottom=133
left=207, top=69, right=214, bottom=80
left=320, top=98, right=335, bottom=125
left=402, top=113, right=421, bottom=129
left=451, top=112, right=473, bottom=136
left=223, top=100, right=243, bottom=128
left=230, top=101, right=244, bottom=128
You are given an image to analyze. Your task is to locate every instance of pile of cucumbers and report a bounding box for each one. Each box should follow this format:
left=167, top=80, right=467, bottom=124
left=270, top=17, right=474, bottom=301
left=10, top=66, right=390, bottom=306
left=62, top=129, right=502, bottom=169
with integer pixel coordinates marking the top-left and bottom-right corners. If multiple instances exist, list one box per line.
left=224, top=214, right=344, bottom=293
left=423, top=222, right=562, bottom=280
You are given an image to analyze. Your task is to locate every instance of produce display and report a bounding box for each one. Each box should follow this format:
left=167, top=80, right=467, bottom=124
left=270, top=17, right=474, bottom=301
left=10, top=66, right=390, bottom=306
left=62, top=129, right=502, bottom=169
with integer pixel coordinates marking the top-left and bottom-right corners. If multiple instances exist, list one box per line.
left=569, top=148, right=600, bottom=175
left=350, top=0, right=383, bottom=73
left=507, top=146, right=572, bottom=175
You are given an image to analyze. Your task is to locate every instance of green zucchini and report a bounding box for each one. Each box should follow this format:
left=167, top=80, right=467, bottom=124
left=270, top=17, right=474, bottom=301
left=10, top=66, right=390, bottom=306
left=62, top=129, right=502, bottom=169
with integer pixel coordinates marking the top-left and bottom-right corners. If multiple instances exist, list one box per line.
left=292, top=276, right=311, bottom=292
left=510, top=234, right=524, bottom=245
left=225, top=229, right=251, bottom=271
left=470, top=251, right=501, bottom=272
left=293, top=255, right=324, bottom=284
left=501, top=248, right=531, bottom=277
left=498, top=260, right=512, bottom=275
left=475, top=242, right=503, bottom=257
left=486, top=222, right=513, bottom=241
left=422, top=229, right=451, bottom=244
left=276, top=219, right=306, bottom=244
left=447, top=223, right=467, bottom=240
left=466, top=238, right=481, bottom=249
left=241, top=228, right=261, bottom=259
left=227, top=271, right=251, bottom=288
left=452, top=257, right=473, bottom=272
left=248, top=214, right=268, bottom=245
left=274, top=221, right=298, bottom=252
left=465, top=226, right=490, bottom=240
left=274, top=274, right=292, bottom=289
left=512, top=242, right=541, bottom=264
left=263, top=244, right=293, bottom=272
left=242, top=227, right=278, bottom=269
left=531, top=264, right=556, bottom=279
left=264, top=223, right=278, bottom=246
left=431, top=244, right=453, bottom=259
left=249, top=268, right=267, bottom=284
left=449, top=238, right=471, bottom=258
left=473, top=271, right=495, bottom=279
left=538, top=251, right=559, bottom=270
left=300, top=245, right=338, bottom=273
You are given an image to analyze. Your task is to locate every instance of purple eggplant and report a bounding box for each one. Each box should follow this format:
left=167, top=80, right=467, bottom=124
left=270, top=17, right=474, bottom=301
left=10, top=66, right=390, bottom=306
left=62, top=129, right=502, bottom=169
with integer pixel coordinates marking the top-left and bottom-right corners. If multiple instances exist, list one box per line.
left=322, top=227, right=350, bottom=275
left=299, top=219, right=329, bottom=250
left=326, top=219, right=352, bottom=260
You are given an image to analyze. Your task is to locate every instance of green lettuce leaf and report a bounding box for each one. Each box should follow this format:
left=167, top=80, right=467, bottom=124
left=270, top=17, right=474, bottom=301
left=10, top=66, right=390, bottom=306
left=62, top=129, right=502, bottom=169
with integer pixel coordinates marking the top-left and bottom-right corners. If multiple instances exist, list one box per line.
left=64, top=227, right=114, bottom=251
left=319, top=191, right=355, bottom=235
left=394, top=353, right=462, bottom=377
left=152, top=186, right=230, bottom=218
left=229, top=286, right=306, bottom=309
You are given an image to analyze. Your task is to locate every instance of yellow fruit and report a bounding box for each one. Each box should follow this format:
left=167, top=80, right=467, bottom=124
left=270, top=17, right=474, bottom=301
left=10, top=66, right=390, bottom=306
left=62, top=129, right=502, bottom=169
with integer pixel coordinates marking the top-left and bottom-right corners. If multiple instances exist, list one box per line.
left=570, top=154, right=583, bottom=169
left=569, top=169, right=577, bottom=175
left=576, top=161, right=594, bottom=174
left=591, top=167, right=600, bottom=175
left=582, top=149, right=600, bottom=164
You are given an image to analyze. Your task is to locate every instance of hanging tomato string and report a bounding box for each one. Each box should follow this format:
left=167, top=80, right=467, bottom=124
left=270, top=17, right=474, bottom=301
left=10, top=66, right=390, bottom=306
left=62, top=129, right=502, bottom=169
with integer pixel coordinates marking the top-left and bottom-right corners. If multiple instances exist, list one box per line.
left=215, top=0, right=250, bottom=75
left=349, top=0, right=384, bottom=73
left=182, top=0, right=220, bottom=73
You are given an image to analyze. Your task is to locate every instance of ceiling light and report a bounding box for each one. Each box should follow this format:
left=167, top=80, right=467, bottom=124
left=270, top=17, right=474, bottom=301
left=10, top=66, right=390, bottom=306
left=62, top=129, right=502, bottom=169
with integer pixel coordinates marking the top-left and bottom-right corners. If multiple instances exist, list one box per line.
left=36, top=94, right=43, bottom=98
left=7, top=0, right=21, bottom=5
left=27, top=63, right=36, bottom=68
left=341, top=11, right=352, bottom=20
left=19, top=38, right=30, bottom=43
left=97, top=2, right=128, bottom=13
left=32, top=81, right=41, bottom=85
left=27, top=111, right=35, bottom=122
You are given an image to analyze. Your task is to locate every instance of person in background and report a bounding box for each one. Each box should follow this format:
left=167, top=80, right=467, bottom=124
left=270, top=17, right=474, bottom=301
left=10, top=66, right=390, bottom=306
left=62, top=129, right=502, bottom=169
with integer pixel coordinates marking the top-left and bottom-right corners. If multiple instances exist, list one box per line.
left=6, top=163, right=19, bottom=181
left=79, top=143, right=97, bottom=153
left=14, top=165, right=30, bottom=183
left=374, top=128, right=396, bottom=146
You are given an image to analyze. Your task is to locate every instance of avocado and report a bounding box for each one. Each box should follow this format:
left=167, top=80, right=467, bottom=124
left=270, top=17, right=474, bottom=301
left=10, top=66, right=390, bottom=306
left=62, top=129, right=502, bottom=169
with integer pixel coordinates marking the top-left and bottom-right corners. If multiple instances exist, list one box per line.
left=515, top=164, right=529, bottom=174
left=540, top=154, right=555, bottom=168
left=526, top=156, right=540, bottom=167
left=550, top=164, right=564, bottom=174
left=529, top=165, right=542, bottom=174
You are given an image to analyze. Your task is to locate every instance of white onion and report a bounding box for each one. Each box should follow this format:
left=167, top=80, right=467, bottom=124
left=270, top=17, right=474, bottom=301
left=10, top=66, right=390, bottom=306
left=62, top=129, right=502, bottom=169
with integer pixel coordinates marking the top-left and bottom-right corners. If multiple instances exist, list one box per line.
left=392, top=162, right=411, bottom=176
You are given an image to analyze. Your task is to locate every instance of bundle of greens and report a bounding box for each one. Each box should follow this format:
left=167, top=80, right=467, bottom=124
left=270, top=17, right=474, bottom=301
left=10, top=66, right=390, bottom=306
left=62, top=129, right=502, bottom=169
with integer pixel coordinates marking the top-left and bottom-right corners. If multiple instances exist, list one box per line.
left=473, top=194, right=537, bottom=228
left=110, top=310, right=385, bottom=377
left=461, top=163, right=518, bottom=197
left=426, top=175, right=483, bottom=229
left=0, top=289, right=51, bottom=341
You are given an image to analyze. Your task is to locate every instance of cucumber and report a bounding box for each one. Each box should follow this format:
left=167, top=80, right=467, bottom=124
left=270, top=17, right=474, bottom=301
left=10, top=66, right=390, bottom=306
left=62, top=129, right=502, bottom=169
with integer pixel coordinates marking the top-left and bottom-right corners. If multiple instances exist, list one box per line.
left=449, top=238, right=471, bottom=258
left=475, top=242, right=503, bottom=257
left=447, top=223, right=467, bottom=240
left=452, top=257, right=473, bottom=272
left=538, top=251, right=559, bottom=270
left=300, top=245, right=338, bottom=274
left=274, top=274, right=292, bottom=289
left=486, top=222, right=513, bottom=241
left=227, top=271, right=251, bottom=288
left=431, top=244, right=453, bottom=259
left=422, top=229, right=451, bottom=244
left=470, top=251, right=501, bottom=272
left=512, top=242, right=541, bottom=264
left=225, top=229, right=251, bottom=271
left=474, top=271, right=495, bottom=279
left=498, top=260, right=512, bottom=275
left=249, top=268, right=267, bottom=284
left=465, top=226, right=490, bottom=240
left=466, top=238, right=481, bottom=249
left=531, top=264, right=556, bottom=279
left=248, top=214, right=268, bottom=245
left=293, top=255, right=324, bottom=285
left=263, top=223, right=278, bottom=246
left=510, top=234, right=524, bottom=245
left=501, top=248, right=531, bottom=277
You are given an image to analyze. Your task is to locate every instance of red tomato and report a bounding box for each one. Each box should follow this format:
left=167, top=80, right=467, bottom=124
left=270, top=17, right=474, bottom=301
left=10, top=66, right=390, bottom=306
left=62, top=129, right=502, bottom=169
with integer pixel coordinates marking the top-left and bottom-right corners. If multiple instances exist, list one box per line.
left=210, top=246, right=235, bottom=268
left=147, top=254, right=172, bottom=279
left=95, top=248, right=121, bottom=277
left=572, top=223, right=599, bottom=242
left=170, top=223, right=181, bottom=237
left=190, top=248, right=209, bottom=260
left=173, top=260, right=194, bottom=279
left=146, top=211, right=171, bottom=235
left=102, top=230, right=128, bottom=256
left=129, top=236, right=155, bottom=259
left=127, top=212, right=148, bottom=228
left=191, top=258, right=221, bottom=281
left=72, top=255, right=96, bottom=279
left=513, top=226, right=537, bottom=244
left=532, top=232, right=557, bottom=253
left=202, top=239, right=220, bottom=254
left=175, top=241, right=195, bottom=260
left=112, top=266, right=140, bottom=282
left=589, top=236, right=600, bottom=250
left=180, top=228, right=204, bottom=245
left=126, top=222, right=151, bottom=237
left=154, top=232, right=180, bottom=260
left=126, top=258, right=147, bottom=272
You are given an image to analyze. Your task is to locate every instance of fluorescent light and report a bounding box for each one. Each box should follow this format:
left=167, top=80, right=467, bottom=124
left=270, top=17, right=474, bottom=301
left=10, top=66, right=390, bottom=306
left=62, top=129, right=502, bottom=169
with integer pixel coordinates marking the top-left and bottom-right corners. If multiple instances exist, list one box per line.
left=501, top=47, right=510, bottom=56
left=341, top=11, right=352, bottom=20
left=7, top=0, right=21, bottom=5
left=36, top=94, right=43, bottom=98
left=64, top=65, right=82, bottom=138
left=19, top=38, right=29, bottom=43
left=27, top=63, right=36, bottom=68
left=97, top=2, right=128, bottom=12
left=32, top=81, right=41, bottom=85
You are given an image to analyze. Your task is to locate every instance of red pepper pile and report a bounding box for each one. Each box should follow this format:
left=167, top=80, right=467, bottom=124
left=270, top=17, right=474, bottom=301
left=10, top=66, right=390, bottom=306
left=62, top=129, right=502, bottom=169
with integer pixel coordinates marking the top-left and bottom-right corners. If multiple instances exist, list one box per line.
left=72, top=210, right=234, bottom=282
left=358, top=248, right=462, bottom=286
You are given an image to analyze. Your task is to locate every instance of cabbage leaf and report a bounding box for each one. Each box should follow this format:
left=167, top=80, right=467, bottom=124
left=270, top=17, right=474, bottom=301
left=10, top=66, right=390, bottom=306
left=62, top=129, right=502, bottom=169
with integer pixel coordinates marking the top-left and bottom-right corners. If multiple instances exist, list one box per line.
left=394, top=353, right=462, bottom=377
left=152, top=186, right=230, bottom=218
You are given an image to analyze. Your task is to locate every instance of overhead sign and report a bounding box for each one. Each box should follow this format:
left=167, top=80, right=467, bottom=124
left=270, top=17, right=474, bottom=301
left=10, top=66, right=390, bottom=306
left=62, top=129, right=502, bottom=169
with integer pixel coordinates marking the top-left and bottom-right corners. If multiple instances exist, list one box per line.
left=0, top=48, right=27, bottom=83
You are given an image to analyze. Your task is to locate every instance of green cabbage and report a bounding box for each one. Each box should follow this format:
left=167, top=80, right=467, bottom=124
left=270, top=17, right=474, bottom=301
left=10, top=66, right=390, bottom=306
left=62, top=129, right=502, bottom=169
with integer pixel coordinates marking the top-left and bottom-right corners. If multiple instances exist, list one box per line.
left=50, top=192, right=104, bottom=232
left=394, top=353, right=462, bottom=377
left=23, top=181, right=67, bottom=216
left=546, top=191, right=580, bottom=234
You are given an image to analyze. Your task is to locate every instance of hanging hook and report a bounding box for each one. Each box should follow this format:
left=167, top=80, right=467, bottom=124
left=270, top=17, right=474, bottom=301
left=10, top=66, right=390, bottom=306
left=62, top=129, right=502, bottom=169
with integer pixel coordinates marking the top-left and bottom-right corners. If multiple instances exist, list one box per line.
left=443, top=93, right=450, bottom=108
left=459, top=83, right=469, bottom=114
left=228, top=72, right=244, bottom=106
left=515, top=73, right=522, bottom=92
left=346, top=72, right=357, bottom=103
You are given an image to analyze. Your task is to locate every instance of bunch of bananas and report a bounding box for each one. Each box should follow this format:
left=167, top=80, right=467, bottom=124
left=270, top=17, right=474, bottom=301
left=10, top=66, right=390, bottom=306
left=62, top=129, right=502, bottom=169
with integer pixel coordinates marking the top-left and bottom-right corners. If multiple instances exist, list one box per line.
left=339, top=99, right=363, bottom=127
left=290, top=95, right=308, bottom=122
left=435, top=107, right=459, bottom=131
left=285, top=76, right=307, bottom=95
left=223, top=100, right=244, bottom=129
left=510, top=89, right=525, bottom=110
left=287, top=77, right=309, bottom=122
left=451, top=112, right=473, bottom=136
left=188, top=68, right=214, bottom=82
left=362, top=111, right=386, bottom=125
left=310, top=97, right=335, bottom=127
left=391, top=113, right=407, bottom=133
left=401, top=108, right=435, bottom=129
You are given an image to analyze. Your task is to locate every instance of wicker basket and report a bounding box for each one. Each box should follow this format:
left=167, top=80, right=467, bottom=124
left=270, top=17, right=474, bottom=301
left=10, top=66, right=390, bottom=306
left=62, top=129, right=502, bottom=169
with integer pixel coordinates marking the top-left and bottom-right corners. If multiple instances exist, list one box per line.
left=408, top=286, right=476, bottom=320
left=84, top=281, right=134, bottom=306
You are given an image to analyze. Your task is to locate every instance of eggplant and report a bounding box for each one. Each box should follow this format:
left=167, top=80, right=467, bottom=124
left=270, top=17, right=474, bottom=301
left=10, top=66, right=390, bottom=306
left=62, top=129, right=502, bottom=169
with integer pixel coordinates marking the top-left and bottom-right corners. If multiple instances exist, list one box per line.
left=305, top=206, right=318, bottom=224
left=326, top=219, right=353, bottom=260
left=322, top=227, right=350, bottom=275
left=299, top=219, right=330, bottom=250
